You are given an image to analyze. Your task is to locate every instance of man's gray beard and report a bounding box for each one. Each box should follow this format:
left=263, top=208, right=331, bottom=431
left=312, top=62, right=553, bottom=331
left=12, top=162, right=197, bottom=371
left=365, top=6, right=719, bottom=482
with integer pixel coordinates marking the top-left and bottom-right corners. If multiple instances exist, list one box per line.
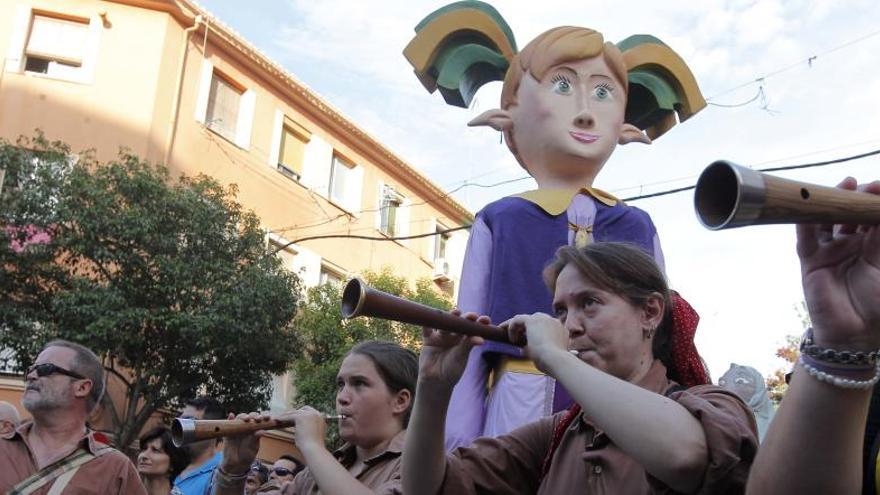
left=22, top=386, right=70, bottom=413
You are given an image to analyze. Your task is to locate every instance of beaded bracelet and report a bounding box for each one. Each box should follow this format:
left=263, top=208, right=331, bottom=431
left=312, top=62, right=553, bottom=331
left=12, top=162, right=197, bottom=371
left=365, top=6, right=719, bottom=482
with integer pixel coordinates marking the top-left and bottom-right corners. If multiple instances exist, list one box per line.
left=798, top=356, right=880, bottom=390
left=801, top=353, right=876, bottom=379
left=800, top=328, right=880, bottom=366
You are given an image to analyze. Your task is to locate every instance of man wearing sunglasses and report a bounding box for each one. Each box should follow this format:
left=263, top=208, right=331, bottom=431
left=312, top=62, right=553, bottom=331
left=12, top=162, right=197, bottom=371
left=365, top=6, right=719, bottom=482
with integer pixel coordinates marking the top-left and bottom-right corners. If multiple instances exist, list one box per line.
left=0, top=339, right=147, bottom=494
left=268, top=455, right=304, bottom=485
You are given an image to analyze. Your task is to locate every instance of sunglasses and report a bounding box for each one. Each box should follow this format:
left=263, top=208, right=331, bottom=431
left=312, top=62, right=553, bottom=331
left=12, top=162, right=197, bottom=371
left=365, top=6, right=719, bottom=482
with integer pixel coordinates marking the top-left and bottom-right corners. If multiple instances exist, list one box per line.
left=27, top=363, right=86, bottom=380
left=272, top=467, right=296, bottom=477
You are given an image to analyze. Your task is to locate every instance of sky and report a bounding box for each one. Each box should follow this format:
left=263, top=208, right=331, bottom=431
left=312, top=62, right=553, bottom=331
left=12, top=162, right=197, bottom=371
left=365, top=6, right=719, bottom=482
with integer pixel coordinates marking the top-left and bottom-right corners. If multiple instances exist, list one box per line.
left=196, top=0, right=880, bottom=380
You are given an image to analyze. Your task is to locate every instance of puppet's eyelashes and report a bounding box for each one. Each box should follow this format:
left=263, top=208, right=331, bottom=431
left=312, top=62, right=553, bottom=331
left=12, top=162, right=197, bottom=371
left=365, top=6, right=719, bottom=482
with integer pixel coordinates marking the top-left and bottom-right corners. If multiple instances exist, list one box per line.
left=550, top=74, right=573, bottom=94
left=592, top=84, right=614, bottom=100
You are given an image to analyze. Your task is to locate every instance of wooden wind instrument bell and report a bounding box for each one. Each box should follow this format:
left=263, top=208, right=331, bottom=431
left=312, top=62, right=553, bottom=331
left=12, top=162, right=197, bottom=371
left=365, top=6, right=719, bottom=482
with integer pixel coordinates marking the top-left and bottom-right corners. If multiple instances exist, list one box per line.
left=340, top=277, right=516, bottom=345
left=694, top=160, right=880, bottom=230
left=171, top=415, right=346, bottom=446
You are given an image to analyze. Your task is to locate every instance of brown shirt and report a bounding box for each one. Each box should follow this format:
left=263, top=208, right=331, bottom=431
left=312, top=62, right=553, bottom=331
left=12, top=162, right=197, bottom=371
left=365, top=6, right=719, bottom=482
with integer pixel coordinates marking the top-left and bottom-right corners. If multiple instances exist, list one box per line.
left=441, top=360, right=759, bottom=495
left=264, top=430, right=405, bottom=495
left=0, top=420, right=147, bottom=495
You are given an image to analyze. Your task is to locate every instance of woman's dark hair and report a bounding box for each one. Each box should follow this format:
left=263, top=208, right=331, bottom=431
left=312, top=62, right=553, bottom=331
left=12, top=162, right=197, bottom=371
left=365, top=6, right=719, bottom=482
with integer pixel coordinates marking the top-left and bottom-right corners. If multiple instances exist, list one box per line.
left=347, top=340, right=418, bottom=428
left=139, top=425, right=190, bottom=482
left=542, top=242, right=678, bottom=381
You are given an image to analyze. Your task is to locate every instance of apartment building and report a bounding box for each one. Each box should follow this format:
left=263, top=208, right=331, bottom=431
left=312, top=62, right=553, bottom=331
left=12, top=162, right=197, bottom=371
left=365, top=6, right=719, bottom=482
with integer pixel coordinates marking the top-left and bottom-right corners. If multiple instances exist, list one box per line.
left=0, top=0, right=472, bottom=458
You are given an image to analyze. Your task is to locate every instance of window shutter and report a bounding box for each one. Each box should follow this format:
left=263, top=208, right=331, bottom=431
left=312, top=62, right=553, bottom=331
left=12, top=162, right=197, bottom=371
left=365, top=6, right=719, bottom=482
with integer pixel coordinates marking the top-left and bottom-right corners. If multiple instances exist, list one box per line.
left=26, top=15, right=88, bottom=65
left=194, top=59, right=214, bottom=123
left=397, top=197, right=411, bottom=243
left=300, top=135, right=332, bottom=195
left=5, top=7, right=31, bottom=72
left=235, top=89, right=256, bottom=149
left=425, top=217, right=438, bottom=260
left=344, top=164, right=364, bottom=214
left=375, top=181, right=385, bottom=230
left=446, top=230, right=469, bottom=280
left=268, top=109, right=283, bottom=168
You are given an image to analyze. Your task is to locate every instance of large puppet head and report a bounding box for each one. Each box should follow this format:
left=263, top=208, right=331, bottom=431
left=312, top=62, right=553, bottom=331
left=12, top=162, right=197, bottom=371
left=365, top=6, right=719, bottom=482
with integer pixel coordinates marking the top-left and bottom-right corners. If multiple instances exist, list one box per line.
left=404, top=1, right=707, bottom=189
left=470, top=27, right=649, bottom=188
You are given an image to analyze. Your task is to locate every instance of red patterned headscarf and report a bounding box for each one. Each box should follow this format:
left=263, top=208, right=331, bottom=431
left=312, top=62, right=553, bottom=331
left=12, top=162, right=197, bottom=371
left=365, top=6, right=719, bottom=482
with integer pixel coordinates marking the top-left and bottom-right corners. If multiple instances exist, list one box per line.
left=668, top=292, right=709, bottom=388
left=540, top=292, right=708, bottom=479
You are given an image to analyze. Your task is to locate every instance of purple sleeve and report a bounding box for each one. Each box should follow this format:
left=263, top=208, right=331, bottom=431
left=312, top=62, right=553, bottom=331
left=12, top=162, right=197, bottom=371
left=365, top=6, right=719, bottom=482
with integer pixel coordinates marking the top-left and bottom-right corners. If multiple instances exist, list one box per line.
left=652, top=232, right=666, bottom=274
left=444, top=215, right=492, bottom=450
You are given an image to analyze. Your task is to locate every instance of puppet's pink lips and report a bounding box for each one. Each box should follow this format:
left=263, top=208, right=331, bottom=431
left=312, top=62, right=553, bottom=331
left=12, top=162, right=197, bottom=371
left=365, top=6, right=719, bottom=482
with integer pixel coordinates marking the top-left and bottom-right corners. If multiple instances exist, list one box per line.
left=570, top=131, right=600, bottom=144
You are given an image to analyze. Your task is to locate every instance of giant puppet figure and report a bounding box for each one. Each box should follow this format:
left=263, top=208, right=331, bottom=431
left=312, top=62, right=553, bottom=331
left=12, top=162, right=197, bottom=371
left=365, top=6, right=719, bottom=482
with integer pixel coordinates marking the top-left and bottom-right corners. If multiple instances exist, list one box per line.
left=404, top=1, right=708, bottom=450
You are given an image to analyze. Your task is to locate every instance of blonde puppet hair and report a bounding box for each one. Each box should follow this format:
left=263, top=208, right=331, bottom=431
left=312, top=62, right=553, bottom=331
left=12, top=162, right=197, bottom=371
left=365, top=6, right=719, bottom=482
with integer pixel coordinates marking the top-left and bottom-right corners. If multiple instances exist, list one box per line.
left=500, top=26, right=630, bottom=109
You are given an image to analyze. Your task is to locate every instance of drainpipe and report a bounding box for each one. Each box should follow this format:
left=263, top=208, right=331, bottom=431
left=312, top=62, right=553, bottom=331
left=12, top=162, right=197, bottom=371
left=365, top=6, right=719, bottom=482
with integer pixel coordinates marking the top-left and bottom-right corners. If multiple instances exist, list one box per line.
left=163, top=14, right=203, bottom=166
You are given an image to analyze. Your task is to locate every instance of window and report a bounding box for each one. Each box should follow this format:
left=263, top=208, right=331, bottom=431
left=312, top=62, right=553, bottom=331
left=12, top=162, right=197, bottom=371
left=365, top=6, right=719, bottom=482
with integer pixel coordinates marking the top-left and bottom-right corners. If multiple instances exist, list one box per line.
left=319, top=266, right=343, bottom=286
left=195, top=60, right=256, bottom=149
left=23, top=13, right=89, bottom=79
left=277, top=122, right=309, bottom=181
left=379, top=186, right=403, bottom=237
left=205, top=73, right=243, bottom=142
left=434, top=225, right=450, bottom=261
left=329, top=155, right=355, bottom=206
left=1, top=347, right=20, bottom=375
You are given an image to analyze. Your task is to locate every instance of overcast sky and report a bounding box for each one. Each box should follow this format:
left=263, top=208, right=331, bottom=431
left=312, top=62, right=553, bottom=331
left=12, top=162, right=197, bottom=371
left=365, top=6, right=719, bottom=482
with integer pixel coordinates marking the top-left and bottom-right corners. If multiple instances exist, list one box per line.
left=197, top=0, right=880, bottom=379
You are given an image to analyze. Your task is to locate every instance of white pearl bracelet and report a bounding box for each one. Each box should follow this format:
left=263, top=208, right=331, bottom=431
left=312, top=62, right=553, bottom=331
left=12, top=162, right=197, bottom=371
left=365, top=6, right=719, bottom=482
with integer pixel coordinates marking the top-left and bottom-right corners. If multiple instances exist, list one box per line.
left=798, top=356, right=880, bottom=390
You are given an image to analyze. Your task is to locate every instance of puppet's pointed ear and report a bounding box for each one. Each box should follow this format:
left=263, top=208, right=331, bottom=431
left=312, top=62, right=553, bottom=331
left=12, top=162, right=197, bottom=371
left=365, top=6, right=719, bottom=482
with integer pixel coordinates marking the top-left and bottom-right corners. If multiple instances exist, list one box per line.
left=619, top=123, right=652, bottom=145
left=468, top=109, right=513, bottom=131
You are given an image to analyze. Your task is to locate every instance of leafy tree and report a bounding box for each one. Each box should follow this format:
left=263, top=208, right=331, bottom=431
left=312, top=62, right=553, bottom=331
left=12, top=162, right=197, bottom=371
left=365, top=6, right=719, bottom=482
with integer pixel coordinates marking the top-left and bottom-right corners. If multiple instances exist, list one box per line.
left=291, top=268, right=449, bottom=445
left=0, top=134, right=302, bottom=450
left=765, top=302, right=810, bottom=404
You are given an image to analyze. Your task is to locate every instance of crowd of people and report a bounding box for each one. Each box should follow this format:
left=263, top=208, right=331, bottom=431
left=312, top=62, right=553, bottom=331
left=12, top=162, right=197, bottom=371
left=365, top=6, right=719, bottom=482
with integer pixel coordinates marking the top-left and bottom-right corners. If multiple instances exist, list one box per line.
left=0, top=216, right=878, bottom=494
left=4, top=1, right=877, bottom=492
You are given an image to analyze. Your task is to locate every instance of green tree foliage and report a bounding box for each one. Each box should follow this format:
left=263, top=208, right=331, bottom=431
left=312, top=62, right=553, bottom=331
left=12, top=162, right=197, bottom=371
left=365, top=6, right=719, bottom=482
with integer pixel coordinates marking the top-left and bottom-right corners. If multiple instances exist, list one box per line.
left=0, top=134, right=302, bottom=450
left=765, top=302, right=810, bottom=404
left=291, top=268, right=449, bottom=443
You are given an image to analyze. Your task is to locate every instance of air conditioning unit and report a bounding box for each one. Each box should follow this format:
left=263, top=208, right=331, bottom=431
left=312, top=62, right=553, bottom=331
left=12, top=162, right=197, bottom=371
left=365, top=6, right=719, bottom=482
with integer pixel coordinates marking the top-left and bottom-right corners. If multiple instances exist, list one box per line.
left=277, top=163, right=301, bottom=181
left=432, top=258, right=450, bottom=281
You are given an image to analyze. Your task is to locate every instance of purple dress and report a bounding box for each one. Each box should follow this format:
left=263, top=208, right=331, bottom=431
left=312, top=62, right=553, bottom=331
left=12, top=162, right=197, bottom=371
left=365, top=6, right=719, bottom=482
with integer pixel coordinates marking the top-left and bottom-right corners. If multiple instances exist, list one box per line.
left=445, top=190, right=664, bottom=450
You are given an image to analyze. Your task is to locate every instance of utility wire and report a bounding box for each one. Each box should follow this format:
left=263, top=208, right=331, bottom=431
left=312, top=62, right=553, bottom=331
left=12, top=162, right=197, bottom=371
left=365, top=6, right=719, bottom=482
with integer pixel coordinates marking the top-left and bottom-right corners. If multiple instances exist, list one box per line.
left=268, top=225, right=471, bottom=256
left=269, top=144, right=880, bottom=253
left=706, top=27, right=880, bottom=102
left=273, top=146, right=880, bottom=254
left=707, top=87, right=764, bottom=108
left=271, top=176, right=532, bottom=234
left=622, top=147, right=880, bottom=202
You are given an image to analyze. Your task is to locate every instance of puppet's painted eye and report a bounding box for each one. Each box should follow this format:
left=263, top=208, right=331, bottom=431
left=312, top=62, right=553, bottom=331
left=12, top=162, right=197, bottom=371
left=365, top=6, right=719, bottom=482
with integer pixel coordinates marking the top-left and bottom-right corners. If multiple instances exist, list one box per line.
left=593, top=83, right=614, bottom=100
left=551, top=75, right=572, bottom=94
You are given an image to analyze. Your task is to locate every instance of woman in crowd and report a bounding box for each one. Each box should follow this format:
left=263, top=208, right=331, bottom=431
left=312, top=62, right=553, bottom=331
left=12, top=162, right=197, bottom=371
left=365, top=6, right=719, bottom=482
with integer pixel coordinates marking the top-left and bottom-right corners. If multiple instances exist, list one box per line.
left=747, top=178, right=880, bottom=495
left=215, top=340, right=417, bottom=495
left=244, top=461, right=269, bottom=494
left=137, top=425, right=189, bottom=495
left=404, top=242, right=759, bottom=494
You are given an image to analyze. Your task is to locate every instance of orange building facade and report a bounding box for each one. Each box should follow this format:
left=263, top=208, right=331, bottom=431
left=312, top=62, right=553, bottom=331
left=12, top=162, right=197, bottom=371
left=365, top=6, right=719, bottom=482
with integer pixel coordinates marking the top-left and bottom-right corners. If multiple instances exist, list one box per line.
left=0, top=0, right=471, bottom=460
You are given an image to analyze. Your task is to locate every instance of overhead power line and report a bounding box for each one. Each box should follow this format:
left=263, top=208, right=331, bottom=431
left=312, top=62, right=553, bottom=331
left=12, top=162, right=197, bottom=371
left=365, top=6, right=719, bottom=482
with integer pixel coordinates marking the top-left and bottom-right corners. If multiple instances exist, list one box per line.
left=706, top=27, right=880, bottom=102
left=269, top=225, right=471, bottom=256
left=267, top=144, right=880, bottom=254
left=622, top=147, right=880, bottom=202
left=271, top=176, right=532, bottom=234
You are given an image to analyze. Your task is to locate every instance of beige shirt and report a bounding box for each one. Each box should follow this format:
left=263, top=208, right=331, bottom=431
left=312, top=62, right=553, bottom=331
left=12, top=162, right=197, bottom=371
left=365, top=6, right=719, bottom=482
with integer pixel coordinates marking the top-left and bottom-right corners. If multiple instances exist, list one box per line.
left=266, top=430, right=405, bottom=495
left=0, top=420, right=147, bottom=494
left=441, top=360, right=759, bottom=495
